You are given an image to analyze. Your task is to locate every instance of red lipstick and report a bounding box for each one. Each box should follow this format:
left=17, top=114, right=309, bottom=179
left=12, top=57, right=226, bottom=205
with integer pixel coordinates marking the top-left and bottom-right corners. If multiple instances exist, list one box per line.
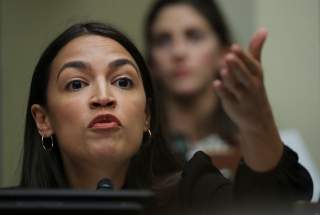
left=88, top=114, right=121, bottom=130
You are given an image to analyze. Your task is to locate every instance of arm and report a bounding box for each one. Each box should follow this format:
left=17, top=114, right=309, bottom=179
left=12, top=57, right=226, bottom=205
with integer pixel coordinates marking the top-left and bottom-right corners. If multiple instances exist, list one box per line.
left=213, top=28, right=313, bottom=202
left=213, top=28, right=283, bottom=172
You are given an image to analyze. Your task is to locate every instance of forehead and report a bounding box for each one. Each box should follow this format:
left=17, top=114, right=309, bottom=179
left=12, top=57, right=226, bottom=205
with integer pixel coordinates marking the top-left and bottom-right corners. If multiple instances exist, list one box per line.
left=152, top=4, right=211, bottom=33
left=52, top=35, right=136, bottom=67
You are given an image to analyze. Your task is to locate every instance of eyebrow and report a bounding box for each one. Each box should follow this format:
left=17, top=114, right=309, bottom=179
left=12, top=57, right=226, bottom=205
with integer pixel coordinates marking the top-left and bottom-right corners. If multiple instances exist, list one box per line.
left=56, top=61, right=88, bottom=81
left=56, top=58, right=140, bottom=81
left=109, top=58, right=139, bottom=74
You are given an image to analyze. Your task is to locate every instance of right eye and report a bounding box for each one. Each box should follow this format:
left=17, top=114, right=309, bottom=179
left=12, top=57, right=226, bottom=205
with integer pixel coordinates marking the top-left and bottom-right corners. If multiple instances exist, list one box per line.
left=153, top=33, right=172, bottom=48
left=65, top=80, right=88, bottom=91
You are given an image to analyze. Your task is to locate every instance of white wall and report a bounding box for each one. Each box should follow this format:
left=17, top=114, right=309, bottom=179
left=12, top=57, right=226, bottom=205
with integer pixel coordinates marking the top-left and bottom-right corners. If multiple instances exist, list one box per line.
left=255, top=0, right=320, bottom=170
left=255, top=0, right=320, bottom=200
left=217, top=0, right=255, bottom=45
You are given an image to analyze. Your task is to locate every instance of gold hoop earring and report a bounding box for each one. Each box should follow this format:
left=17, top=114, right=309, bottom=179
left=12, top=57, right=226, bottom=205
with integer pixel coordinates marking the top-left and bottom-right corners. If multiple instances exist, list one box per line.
left=42, top=136, right=54, bottom=152
left=147, top=129, right=152, bottom=138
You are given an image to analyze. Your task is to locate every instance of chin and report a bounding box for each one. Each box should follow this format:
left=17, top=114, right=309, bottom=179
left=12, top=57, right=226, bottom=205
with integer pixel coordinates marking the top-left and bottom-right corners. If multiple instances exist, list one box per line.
left=172, top=85, right=204, bottom=98
left=87, top=139, right=118, bottom=154
left=169, top=78, right=207, bottom=96
left=91, top=142, right=138, bottom=162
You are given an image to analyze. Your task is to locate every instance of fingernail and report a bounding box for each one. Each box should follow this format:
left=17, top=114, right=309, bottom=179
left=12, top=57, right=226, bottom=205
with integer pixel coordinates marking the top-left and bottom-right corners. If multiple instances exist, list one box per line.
left=226, top=53, right=234, bottom=61
left=231, top=44, right=241, bottom=51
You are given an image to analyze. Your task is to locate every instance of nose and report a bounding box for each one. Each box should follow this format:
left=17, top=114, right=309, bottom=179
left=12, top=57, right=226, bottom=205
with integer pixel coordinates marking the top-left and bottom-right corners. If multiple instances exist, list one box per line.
left=171, top=39, right=187, bottom=61
left=90, top=82, right=117, bottom=109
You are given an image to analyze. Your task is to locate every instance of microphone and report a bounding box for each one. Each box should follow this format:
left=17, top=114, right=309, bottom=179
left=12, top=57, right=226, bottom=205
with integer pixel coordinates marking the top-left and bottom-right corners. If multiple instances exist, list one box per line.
left=96, top=178, right=113, bottom=190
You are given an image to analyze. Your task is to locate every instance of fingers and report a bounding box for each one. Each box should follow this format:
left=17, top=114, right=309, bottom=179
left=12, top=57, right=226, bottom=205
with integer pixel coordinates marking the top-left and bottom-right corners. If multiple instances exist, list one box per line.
left=225, top=52, right=252, bottom=87
left=230, top=44, right=261, bottom=76
left=215, top=28, right=267, bottom=102
left=249, top=28, right=268, bottom=62
left=213, top=79, right=237, bottom=104
left=220, top=67, right=239, bottom=94
left=222, top=68, right=248, bottom=102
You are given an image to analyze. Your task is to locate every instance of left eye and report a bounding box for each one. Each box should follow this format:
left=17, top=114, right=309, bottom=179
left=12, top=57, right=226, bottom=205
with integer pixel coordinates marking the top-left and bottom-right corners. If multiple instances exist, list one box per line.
left=186, top=29, right=206, bottom=42
left=65, top=79, right=88, bottom=91
left=113, top=77, right=133, bottom=89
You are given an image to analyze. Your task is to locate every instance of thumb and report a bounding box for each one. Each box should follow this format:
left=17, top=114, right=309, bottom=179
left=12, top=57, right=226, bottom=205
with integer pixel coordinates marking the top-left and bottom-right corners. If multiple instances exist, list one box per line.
left=249, top=28, right=268, bottom=62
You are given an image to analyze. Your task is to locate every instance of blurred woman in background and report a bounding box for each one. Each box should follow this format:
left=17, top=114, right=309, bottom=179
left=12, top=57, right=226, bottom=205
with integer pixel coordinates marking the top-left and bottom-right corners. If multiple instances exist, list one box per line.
left=145, top=0, right=248, bottom=178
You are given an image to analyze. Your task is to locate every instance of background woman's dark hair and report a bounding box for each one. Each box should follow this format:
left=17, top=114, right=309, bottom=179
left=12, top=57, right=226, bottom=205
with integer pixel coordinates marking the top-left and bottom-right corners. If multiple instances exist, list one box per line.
left=21, top=22, right=180, bottom=189
left=144, top=0, right=238, bottom=144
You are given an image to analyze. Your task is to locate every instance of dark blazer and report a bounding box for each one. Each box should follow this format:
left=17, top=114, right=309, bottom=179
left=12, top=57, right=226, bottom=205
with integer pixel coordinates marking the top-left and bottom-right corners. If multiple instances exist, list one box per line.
left=173, top=145, right=313, bottom=214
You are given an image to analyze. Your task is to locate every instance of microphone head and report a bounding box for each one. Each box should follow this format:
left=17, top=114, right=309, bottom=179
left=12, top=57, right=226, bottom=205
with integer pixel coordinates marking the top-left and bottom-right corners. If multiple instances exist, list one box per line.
left=96, top=178, right=113, bottom=190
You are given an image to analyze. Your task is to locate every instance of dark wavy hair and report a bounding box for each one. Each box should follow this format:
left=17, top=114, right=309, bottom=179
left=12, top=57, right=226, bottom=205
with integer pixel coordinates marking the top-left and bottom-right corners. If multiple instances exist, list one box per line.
left=144, top=0, right=238, bottom=144
left=20, top=22, right=180, bottom=189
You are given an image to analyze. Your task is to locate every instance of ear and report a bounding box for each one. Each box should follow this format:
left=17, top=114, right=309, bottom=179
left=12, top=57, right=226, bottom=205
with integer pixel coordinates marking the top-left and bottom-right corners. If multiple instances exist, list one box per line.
left=31, top=104, right=54, bottom=137
left=144, top=99, right=151, bottom=131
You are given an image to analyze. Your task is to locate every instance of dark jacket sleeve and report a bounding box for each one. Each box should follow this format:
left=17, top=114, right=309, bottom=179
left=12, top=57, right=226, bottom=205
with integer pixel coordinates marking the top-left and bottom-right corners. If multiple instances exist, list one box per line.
left=233, top=145, right=313, bottom=205
left=176, top=146, right=313, bottom=213
left=177, top=151, right=233, bottom=213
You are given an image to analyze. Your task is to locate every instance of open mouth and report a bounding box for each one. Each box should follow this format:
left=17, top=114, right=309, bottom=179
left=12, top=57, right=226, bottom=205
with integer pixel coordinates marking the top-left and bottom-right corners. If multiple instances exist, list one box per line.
left=88, top=114, right=121, bottom=130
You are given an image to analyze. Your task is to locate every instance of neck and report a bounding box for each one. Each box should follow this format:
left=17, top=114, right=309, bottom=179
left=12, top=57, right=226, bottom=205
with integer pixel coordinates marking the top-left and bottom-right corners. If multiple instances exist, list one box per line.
left=63, top=156, right=129, bottom=190
left=165, top=86, right=219, bottom=143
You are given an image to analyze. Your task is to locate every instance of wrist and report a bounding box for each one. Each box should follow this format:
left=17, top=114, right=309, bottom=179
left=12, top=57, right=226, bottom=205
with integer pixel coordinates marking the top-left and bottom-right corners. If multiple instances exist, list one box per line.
left=239, top=126, right=284, bottom=172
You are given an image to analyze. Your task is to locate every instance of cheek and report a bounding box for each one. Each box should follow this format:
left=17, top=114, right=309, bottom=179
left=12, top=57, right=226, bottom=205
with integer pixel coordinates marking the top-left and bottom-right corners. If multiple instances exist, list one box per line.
left=118, top=92, right=147, bottom=145
left=191, top=44, right=222, bottom=78
left=124, top=96, right=146, bottom=130
left=48, top=96, right=87, bottom=146
left=151, top=48, right=166, bottom=65
left=150, top=49, right=171, bottom=76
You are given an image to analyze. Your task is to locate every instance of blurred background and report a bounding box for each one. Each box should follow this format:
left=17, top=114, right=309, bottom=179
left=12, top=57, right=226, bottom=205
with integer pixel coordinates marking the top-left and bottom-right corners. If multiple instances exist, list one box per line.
left=0, top=0, right=319, bottom=199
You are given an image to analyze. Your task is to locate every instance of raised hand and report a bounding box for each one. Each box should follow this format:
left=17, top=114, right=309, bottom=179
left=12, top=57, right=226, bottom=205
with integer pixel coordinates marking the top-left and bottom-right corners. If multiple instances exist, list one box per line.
left=213, top=28, right=283, bottom=172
